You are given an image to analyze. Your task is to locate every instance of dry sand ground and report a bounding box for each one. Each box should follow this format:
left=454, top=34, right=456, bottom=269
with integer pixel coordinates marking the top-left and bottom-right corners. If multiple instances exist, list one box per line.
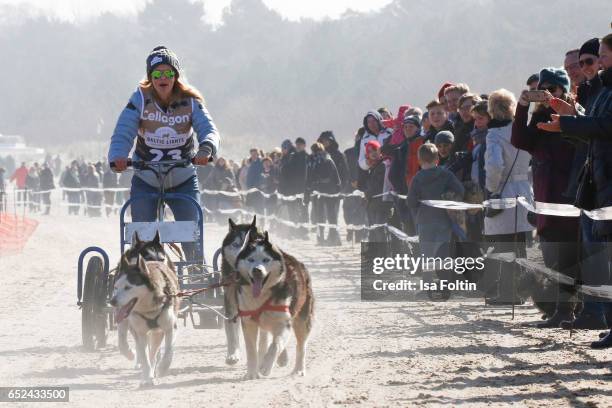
left=2, top=210, right=612, bottom=407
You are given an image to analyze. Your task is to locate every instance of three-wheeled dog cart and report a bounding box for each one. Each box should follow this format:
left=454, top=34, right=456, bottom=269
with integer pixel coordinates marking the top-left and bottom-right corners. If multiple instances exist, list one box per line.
left=76, top=159, right=225, bottom=350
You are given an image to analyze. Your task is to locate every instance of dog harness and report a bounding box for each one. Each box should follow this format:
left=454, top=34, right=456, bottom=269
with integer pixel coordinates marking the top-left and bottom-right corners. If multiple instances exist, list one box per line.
left=237, top=298, right=290, bottom=323
left=134, top=299, right=171, bottom=329
left=237, top=261, right=295, bottom=323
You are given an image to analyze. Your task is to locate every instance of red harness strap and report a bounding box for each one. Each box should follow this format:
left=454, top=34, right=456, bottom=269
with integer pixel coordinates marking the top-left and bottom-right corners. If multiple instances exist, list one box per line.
left=238, top=297, right=290, bottom=323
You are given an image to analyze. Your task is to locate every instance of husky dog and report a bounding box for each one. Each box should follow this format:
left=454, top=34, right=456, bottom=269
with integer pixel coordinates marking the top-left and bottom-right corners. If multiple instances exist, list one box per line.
left=235, top=229, right=314, bottom=379
left=111, top=254, right=180, bottom=386
left=115, top=232, right=168, bottom=361
left=221, top=216, right=260, bottom=365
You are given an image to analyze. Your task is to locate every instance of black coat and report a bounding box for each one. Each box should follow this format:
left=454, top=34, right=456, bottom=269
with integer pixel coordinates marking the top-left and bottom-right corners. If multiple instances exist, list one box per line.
left=425, top=120, right=455, bottom=143
left=39, top=168, right=55, bottom=190
left=364, top=160, right=386, bottom=202
left=305, top=152, right=340, bottom=197
left=560, top=68, right=612, bottom=237
left=279, top=151, right=308, bottom=196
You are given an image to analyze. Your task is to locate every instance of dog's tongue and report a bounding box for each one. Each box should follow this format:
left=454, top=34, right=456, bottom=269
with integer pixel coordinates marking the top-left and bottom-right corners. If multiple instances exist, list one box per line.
left=252, top=277, right=263, bottom=298
left=115, top=298, right=137, bottom=323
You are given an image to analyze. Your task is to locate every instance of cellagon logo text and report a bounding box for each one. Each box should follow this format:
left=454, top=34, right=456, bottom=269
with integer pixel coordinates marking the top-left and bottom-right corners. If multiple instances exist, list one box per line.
left=143, top=110, right=190, bottom=126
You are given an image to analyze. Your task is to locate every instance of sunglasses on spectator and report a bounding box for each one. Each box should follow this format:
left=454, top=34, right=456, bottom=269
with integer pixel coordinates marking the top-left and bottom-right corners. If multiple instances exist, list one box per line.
left=538, top=85, right=557, bottom=93
left=151, top=69, right=175, bottom=79
left=579, top=57, right=596, bottom=67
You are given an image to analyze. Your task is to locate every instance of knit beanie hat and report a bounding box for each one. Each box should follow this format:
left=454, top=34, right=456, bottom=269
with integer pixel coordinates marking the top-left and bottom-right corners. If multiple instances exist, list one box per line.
left=579, top=38, right=600, bottom=58
left=146, top=46, right=181, bottom=77
left=538, top=67, right=571, bottom=93
left=434, top=130, right=455, bottom=145
left=281, top=139, right=293, bottom=150
left=403, top=115, right=421, bottom=127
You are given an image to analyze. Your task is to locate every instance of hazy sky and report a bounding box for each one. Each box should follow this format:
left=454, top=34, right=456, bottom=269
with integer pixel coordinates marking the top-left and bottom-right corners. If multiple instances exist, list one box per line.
left=0, top=0, right=394, bottom=24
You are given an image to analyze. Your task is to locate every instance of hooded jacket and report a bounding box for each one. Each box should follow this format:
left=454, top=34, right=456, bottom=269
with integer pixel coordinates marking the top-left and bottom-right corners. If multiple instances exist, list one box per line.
left=319, top=132, right=349, bottom=191
left=358, top=111, right=392, bottom=171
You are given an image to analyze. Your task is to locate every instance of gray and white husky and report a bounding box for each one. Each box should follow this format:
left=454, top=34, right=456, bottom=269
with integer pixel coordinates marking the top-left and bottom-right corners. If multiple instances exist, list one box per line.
left=111, top=254, right=180, bottom=386
left=220, top=216, right=260, bottom=365
left=115, top=232, right=168, bottom=362
left=235, top=229, right=314, bottom=380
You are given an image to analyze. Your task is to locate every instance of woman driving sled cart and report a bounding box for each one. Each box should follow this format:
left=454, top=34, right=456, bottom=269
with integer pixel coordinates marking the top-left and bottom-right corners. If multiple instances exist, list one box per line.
left=108, top=45, right=219, bottom=260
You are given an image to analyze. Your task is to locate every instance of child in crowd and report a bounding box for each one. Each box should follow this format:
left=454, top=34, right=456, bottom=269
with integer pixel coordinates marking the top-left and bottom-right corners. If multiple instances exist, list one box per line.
left=407, top=143, right=465, bottom=287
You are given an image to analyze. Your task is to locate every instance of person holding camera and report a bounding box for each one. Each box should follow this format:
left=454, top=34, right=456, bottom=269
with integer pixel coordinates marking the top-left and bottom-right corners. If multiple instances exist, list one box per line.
left=482, top=89, right=534, bottom=304
left=511, top=68, right=580, bottom=328
left=539, top=34, right=612, bottom=345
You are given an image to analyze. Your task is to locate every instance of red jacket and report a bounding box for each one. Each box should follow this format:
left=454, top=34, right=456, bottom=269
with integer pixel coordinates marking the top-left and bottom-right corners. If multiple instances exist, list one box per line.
left=406, top=137, right=424, bottom=188
left=10, top=166, right=28, bottom=188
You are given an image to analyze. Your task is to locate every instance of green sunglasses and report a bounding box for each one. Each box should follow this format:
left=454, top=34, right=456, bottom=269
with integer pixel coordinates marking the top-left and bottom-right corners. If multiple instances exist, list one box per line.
left=151, top=69, right=175, bottom=79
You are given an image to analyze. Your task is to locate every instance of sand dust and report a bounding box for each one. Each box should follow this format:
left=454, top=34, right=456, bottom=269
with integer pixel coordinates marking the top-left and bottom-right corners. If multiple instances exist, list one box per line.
left=1, top=211, right=611, bottom=407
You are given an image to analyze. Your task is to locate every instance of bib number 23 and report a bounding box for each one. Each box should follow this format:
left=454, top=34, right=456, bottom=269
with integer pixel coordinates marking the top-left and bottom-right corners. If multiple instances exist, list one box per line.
left=150, top=149, right=182, bottom=161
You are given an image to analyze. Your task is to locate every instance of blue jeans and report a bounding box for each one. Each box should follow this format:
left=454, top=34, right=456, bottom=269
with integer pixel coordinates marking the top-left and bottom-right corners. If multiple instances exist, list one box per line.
left=130, top=175, right=201, bottom=260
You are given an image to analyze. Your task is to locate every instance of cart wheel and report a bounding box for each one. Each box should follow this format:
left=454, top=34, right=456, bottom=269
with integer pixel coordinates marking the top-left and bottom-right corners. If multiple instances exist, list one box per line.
left=81, top=256, right=107, bottom=350
left=94, top=263, right=109, bottom=348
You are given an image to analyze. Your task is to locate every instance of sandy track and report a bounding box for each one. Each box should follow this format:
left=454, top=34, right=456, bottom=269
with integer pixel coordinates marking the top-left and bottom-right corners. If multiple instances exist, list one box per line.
left=1, top=213, right=612, bottom=407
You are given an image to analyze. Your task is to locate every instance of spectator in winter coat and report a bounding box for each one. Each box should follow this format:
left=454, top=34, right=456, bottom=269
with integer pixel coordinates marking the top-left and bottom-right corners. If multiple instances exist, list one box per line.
left=453, top=93, right=481, bottom=153
left=343, top=128, right=368, bottom=242
left=564, top=38, right=603, bottom=205
left=10, top=162, right=28, bottom=189
left=25, top=166, right=40, bottom=212
left=102, top=163, right=119, bottom=216
left=82, top=164, right=102, bottom=217
left=421, top=112, right=431, bottom=137
left=62, top=162, right=81, bottom=215
left=0, top=167, right=5, bottom=193
left=424, top=100, right=454, bottom=143
left=358, top=110, right=393, bottom=171
left=276, top=139, right=308, bottom=238
left=444, top=83, right=470, bottom=125
left=388, top=105, right=412, bottom=146
left=39, top=163, right=55, bottom=215
left=318, top=131, right=349, bottom=190
left=539, top=35, right=612, bottom=343
left=305, top=142, right=341, bottom=246
left=387, top=115, right=424, bottom=195
left=512, top=67, right=579, bottom=328
left=206, top=157, right=240, bottom=223
left=364, top=140, right=392, bottom=242
left=470, top=101, right=490, bottom=190
left=564, top=49, right=585, bottom=94
left=245, top=148, right=264, bottom=215
left=436, top=131, right=471, bottom=181
left=407, top=143, right=464, bottom=286
left=483, top=89, right=534, bottom=304
left=385, top=115, right=424, bottom=235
